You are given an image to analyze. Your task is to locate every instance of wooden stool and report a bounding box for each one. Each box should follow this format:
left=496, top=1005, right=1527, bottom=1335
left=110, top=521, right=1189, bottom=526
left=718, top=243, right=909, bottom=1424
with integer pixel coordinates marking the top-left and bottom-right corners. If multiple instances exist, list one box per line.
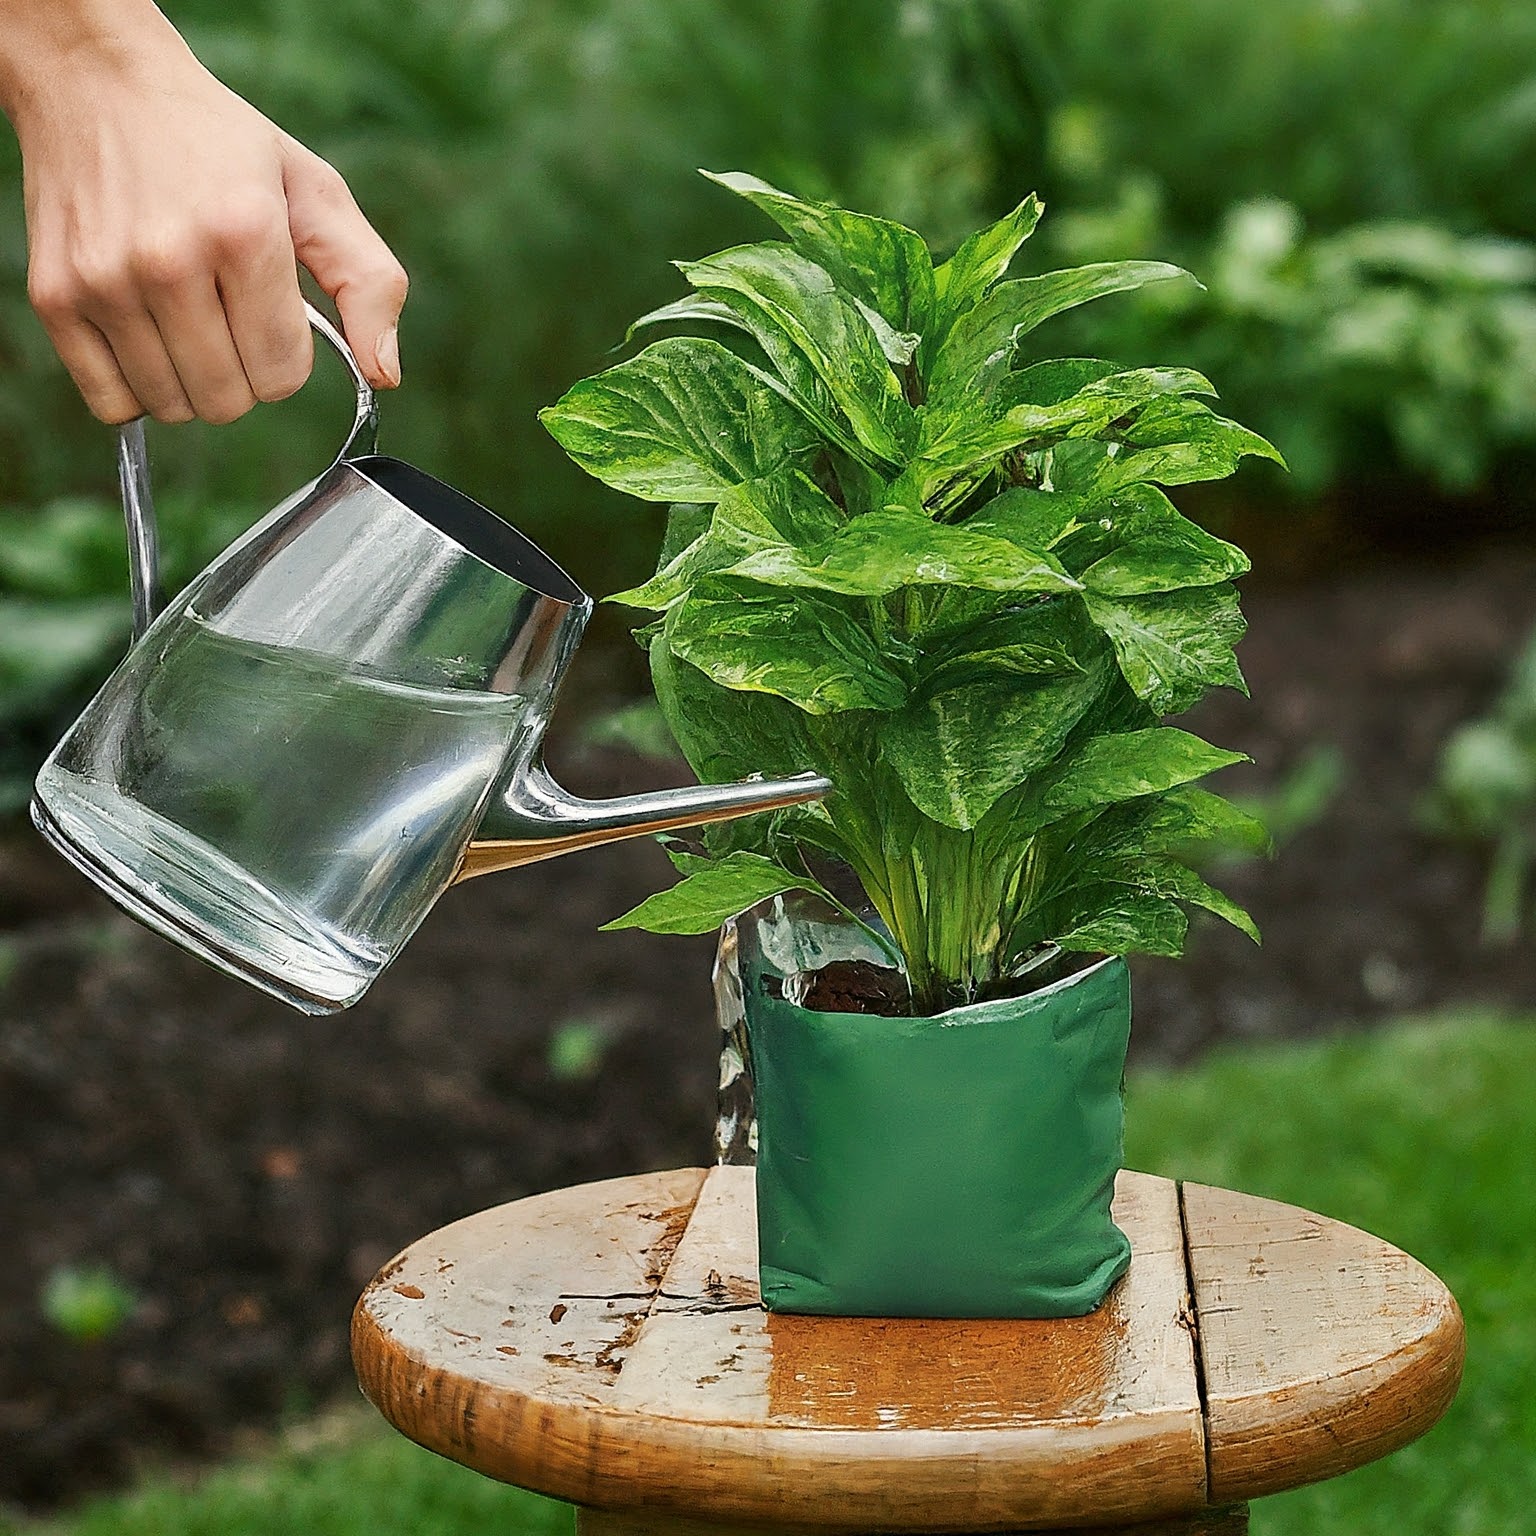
left=352, top=1167, right=1463, bottom=1534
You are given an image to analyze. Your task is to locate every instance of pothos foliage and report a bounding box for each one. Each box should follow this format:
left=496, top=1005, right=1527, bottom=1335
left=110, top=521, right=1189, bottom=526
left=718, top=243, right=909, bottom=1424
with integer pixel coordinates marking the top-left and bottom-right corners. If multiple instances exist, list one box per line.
left=541, top=171, right=1282, bottom=1013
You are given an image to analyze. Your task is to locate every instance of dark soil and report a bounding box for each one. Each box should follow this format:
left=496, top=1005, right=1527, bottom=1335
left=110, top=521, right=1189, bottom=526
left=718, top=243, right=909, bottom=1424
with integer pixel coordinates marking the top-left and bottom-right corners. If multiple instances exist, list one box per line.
left=4, top=543, right=1536, bottom=1511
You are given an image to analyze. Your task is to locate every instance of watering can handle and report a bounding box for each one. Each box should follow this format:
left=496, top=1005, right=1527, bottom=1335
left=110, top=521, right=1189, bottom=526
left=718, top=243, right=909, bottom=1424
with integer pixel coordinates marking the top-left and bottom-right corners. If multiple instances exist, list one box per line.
left=117, top=302, right=380, bottom=641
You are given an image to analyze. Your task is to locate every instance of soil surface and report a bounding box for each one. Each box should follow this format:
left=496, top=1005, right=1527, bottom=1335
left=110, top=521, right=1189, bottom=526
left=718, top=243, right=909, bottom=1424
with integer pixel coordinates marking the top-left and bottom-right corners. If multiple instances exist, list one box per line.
left=4, top=543, right=1536, bottom=1511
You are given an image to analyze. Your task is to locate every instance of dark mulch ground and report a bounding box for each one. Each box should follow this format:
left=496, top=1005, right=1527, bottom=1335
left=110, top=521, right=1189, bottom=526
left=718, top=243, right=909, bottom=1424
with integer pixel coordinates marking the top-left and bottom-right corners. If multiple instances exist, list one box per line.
left=3, top=542, right=1535, bottom=1511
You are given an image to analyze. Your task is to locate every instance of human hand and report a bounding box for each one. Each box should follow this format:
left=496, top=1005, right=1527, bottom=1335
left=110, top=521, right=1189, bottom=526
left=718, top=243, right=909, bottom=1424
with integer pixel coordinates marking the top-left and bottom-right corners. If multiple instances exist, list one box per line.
left=0, top=0, right=408, bottom=424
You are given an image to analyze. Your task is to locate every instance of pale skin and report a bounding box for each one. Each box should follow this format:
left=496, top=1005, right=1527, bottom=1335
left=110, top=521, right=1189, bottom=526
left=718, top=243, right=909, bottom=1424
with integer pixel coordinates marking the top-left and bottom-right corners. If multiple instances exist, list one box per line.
left=0, top=0, right=407, bottom=426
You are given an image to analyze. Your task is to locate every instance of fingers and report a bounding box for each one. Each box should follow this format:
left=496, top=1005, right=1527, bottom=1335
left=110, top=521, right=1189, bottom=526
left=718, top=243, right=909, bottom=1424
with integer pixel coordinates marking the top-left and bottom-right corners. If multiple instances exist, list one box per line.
left=281, top=138, right=408, bottom=390
left=219, top=230, right=312, bottom=407
left=93, top=308, right=196, bottom=424
left=26, top=143, right=392, bottom=424
left=28, top=206, right=303, bottom=425
left=27, top=296, right=142, bottom=425
left=32, top=256, right=194, bottom=424
left=145, top=277, right=256, bottom=425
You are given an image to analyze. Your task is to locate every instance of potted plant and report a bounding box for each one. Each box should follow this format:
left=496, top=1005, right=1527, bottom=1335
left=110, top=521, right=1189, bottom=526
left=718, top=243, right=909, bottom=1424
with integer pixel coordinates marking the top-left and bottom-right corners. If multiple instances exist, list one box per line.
left=541, top=171, right=1281, bottom=1318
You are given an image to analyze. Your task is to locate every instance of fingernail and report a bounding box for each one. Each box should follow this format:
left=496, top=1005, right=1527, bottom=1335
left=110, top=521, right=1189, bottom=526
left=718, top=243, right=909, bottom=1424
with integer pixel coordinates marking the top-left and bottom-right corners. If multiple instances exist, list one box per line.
left=376, top=326, right=401, bottom=388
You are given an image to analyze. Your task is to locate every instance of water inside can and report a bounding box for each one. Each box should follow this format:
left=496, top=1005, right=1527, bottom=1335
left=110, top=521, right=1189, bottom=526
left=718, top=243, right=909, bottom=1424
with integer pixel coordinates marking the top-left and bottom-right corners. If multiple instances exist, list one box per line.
left=35, top=609, right=528, bottom=1011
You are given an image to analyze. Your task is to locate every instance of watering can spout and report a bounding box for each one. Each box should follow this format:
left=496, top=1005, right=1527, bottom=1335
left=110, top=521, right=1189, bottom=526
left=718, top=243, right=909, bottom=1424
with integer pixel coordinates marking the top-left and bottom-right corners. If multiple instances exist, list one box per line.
left=453, top=763, right=832, bottom=882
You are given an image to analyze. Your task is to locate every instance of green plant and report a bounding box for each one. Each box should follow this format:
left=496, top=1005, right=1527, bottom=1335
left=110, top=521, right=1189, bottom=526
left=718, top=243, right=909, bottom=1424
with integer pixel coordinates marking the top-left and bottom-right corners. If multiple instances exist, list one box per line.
left=1048, top=199, right=1536, bottom=494
left=542, top=173, right=1279, bottom=1014
left=41, top=1264, right=137, bottom=1344
left=1427, top=626, right=1536, bottom=943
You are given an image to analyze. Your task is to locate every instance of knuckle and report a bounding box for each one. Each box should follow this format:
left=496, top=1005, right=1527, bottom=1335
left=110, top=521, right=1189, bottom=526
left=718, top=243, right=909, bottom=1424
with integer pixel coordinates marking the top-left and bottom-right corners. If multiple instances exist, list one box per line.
left=368, top=255, right=409, bottom=306
left=200, top=390, right=257, bottom=426
left=254, top=354, right=312, bottom=403
left=209, top=195, right=285, bottom=260
left=129, top=233, right=205, bottom=293
left=306, top=155, right=351, bottom=199
left=72, top=256, right=136, bottom=313
left=27, top=267, right=76, bottom=324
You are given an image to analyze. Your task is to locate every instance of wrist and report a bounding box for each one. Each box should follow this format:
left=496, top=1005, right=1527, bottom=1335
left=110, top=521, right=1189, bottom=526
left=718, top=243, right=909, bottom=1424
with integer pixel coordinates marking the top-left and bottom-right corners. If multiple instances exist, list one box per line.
left=0, top=0, right=185, bottom=122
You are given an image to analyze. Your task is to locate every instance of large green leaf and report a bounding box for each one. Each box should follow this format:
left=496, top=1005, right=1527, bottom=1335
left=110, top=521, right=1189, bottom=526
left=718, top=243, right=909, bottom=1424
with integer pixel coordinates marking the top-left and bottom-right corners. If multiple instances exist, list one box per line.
left=649, top=634, right=825, bottom=784
left=904, top=366, right=1216, bottom=502
left=679, top=244, right=915, bottom=463
left=601, top=850, right=815, bottom=933
left=911, top=596, right=1096, bottom=691
left=1084, top=584, right=1248, bottom=714
left=624, top=292, right=751, bottom=344
left=927, top=261, right=1194, bottom=407
left=539, top=337, right=816, bottom=501
left=1052, top=891, right=1189, bottom=957
left=1062, top=484, right=1251, bottom=594
left=1120, top=857, right=1260, bottom=943
left=1032, top=727, right=1247, bottom=828
left=724, top=509, right=1079, bottom=598
left=666, top=575, right=908, bottom=715
left=930, top=193, right=1044, bottom=334
left=1094, top=397, right=1286, bottom=492
left=656, top=502, right=712, bottom=565
left=612, top=470, right=843, bottom=609
left=1006, top=357, right=1124, bottom=407
left=966, top=488, right=1085, bottom=552
left=703, top=170, right=936, bottom=335
left=881, top=652, right=1111, bottom=829
left=1083, top=785, right=1272, bottom=863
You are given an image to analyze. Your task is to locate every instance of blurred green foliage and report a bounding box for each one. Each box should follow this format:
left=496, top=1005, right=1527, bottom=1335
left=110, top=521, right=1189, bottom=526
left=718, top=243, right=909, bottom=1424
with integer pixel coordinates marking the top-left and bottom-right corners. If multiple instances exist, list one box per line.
left=3, top=0, right=1536, bottom=792
left=40, top=1264, right=138, bottom=1345
left=1428, top=628, right=1536, bottom=944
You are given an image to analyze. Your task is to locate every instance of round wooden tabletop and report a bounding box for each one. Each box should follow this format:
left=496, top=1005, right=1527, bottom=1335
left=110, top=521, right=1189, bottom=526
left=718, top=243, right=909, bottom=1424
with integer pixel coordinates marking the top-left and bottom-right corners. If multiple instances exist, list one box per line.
left=352, top=1166, right=1463, bottom=1533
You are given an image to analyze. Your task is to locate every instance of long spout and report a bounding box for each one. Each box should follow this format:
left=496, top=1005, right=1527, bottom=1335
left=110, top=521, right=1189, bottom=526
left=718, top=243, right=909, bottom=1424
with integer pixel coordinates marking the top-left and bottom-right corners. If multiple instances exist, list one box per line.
left=452, top=762, right=831, bottom=882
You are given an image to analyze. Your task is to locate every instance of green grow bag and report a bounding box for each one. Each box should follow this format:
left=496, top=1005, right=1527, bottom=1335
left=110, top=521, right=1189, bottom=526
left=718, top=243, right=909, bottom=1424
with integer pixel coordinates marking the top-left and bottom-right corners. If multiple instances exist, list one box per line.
left=746, top=952, right=1133, bottom=1318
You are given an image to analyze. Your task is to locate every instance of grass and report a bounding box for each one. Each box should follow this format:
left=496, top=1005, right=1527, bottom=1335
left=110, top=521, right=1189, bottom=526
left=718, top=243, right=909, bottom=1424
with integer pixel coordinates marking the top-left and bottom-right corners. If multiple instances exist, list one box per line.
left=15, top=1010, right=1535, bottom=1536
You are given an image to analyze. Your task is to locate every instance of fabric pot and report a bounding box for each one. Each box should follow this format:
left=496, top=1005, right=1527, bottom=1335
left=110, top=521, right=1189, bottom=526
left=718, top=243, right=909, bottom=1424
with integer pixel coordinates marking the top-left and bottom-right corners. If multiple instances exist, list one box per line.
left=745, top=948, right=1133, bottom=1318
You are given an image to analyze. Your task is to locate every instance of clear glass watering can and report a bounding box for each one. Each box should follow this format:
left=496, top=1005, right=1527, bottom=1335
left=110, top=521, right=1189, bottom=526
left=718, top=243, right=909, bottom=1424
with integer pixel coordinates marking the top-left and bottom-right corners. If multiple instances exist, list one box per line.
left=31, top=305, right=829, bottom=1015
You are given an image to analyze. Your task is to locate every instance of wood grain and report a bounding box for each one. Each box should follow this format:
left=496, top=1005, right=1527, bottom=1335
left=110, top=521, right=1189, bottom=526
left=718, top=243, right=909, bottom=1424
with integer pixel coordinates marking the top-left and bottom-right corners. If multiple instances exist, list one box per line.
left=351, top=1169, right=705, bottom=1481
left=353, top=1169, right=1464, bottom=1531
left=356, top=1166, right=1207, bottom=1531
left=575, top=1505, right=1250, bottom=1535
left=1181, top=1182, right=1465, bottom=1503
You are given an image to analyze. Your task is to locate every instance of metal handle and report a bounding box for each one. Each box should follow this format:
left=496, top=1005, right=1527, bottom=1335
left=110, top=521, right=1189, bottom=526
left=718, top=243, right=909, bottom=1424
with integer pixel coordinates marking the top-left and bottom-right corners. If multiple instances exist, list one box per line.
left=117, top=301, right=380, bottom=640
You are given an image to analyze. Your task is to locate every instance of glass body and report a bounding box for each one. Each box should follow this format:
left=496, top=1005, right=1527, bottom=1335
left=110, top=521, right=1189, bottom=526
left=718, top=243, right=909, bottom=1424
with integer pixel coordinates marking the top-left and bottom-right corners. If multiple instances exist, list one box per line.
left=33, top=456, right=586, bottom=1013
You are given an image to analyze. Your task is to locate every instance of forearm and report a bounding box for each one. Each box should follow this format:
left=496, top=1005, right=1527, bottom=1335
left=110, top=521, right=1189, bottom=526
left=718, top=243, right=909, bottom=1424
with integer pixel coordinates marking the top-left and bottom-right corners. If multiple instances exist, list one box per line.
left=0, top=0, right=185, bottom=123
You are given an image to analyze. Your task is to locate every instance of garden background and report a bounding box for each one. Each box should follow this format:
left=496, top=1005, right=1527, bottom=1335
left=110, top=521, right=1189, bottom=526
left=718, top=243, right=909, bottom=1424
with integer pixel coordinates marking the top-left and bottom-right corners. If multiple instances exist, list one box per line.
left=2, top=1, right=1534, bottom=1531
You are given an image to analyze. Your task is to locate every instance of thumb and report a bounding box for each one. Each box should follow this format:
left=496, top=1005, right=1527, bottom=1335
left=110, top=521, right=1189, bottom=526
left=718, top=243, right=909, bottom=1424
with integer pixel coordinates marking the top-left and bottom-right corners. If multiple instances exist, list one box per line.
left=281, top=136, right=408, bottom=389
